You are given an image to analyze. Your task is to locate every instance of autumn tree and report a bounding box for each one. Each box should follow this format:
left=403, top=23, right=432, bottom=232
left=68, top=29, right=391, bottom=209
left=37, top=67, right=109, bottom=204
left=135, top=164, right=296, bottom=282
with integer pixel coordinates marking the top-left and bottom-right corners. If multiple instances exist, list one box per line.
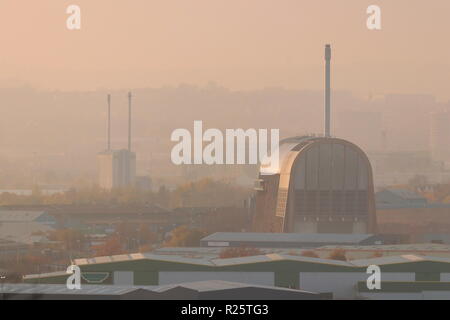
left=219, top=246, right=263, bottom=259
left=163, top=226, right=207, bottom=247
left=92, top=236, right=124, bottom=256
left=300, top=250, right=319, bottom=258
left=47, top=229, right=86, bottom=251
left=327, top=249, right=347, bottom=261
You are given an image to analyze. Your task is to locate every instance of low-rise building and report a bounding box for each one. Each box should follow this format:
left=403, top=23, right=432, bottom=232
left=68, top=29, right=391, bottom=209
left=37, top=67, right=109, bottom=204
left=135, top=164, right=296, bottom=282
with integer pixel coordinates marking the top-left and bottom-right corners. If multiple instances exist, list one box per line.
left=0, top=280, right=324, bottom=300
left=23, top=252, right=450, bottom=299
left=200, top=232, right=383, bottom=248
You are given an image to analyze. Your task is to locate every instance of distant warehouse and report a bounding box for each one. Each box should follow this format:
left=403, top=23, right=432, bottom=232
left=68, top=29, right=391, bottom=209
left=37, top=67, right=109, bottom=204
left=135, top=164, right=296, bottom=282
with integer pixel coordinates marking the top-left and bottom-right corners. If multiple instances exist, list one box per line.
left=200, top=232, right=383, bottom=248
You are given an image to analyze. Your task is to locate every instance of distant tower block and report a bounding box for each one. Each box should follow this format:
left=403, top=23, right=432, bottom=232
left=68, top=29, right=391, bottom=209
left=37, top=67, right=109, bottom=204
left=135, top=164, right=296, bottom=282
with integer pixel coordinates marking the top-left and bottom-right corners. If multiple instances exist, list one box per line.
left=98, top=149, right=136, bottom=189
left=97, top=93, right=136, bottom=190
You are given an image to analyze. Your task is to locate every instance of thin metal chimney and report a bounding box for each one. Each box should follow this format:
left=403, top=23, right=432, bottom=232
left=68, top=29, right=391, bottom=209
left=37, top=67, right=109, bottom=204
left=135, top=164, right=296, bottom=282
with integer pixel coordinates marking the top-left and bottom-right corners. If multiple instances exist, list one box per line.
left=107, top=94, right=111, bottom=150
left=324, top=44, right=331, bottom=137
left=128, top=91, right=132, bottom=151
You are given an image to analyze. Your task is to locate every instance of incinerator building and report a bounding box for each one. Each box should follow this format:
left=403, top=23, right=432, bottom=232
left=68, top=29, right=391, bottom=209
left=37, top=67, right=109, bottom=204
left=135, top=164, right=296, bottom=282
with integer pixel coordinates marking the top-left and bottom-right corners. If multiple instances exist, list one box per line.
left=252, top=45, right=377, bottom=234
left=252, top=136, right=377, bottom=234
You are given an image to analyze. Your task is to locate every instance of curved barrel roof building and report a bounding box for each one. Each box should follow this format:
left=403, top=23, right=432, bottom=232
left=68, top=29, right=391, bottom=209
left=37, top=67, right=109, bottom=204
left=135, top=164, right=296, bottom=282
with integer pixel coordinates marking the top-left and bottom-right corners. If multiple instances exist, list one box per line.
left=252, top=136, right=377, bottom=234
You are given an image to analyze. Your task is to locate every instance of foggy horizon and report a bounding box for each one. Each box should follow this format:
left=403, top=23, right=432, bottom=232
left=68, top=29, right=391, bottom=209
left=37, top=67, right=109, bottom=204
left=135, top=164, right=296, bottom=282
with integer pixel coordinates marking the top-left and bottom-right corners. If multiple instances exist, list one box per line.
left=1, top=0, right=450, bottom=100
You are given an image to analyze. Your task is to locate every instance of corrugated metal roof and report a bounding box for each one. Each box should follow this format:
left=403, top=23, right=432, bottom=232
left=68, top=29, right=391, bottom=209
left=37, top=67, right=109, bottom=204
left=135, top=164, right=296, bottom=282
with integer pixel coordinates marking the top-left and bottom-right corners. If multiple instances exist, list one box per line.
left=202, top=232, right=374, bottom=244
left=154, top=280, right=316, bottom=294
left=318, top=243, right=450, bottom=252
left=27, top=249, right=450, bottom=283
left=23, top=271, right=69, bottom=280
left=2, top=281, right=318, bottom=296
left=74, top=251, right=355, bottom=268
left=350, top=254, right=450, bottom=267
left=0, top=283, right=156, bottom=295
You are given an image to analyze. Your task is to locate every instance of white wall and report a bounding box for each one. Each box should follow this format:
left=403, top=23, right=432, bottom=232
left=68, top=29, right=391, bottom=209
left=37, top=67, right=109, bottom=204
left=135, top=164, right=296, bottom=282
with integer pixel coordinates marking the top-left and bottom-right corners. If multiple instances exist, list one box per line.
left=360, top=290, right=450, bottom=300
left=422, top=290, right=450, bottom=299
left=358, top=292, right=423, bottom=300
left=113, top=271, right=134, bottom=286
left=299, top=272, right=415, bottom=299
left=439, top=273, right=450, bottom=281
left=158, top=272, right=274, bottom=286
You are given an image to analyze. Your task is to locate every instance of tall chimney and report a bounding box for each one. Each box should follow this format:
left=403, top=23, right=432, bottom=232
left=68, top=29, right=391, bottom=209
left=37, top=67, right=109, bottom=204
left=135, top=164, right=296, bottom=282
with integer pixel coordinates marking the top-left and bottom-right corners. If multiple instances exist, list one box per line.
left=324, top=44, right=331, bottom=137
left=107, top=94, right=111, bottom=151
left=128, top=91, right=132, bottom=151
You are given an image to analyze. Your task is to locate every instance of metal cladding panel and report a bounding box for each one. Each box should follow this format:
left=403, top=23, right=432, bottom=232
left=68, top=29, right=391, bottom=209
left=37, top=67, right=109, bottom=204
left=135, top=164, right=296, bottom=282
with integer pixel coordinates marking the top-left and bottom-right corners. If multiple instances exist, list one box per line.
left=113, top=271, right=134, bottom=286
left=275, top=150, right=301, bottom=219
left=158, top=272, right=275, bottom=286
left=299, top=272, right=414, bottom=299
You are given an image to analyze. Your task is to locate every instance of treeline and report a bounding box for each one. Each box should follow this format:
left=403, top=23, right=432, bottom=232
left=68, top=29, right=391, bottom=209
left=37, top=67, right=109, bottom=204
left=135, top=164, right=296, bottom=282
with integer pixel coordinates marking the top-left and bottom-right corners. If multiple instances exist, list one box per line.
left=0, top=178, right=252, bottom=209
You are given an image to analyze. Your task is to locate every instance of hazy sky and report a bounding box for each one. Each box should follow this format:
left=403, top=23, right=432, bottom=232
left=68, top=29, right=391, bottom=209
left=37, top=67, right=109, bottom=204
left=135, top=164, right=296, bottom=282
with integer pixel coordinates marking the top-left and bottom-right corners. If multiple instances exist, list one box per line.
left=0, top=0, right=449, bottom=100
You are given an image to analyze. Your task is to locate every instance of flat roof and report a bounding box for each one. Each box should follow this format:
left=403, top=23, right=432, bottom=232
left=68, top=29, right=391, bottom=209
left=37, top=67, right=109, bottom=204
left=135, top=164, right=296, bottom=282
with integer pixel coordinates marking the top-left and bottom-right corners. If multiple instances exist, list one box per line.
left=318, top=243, right=450, bottom=252
left=201, top=232, right=374, bottom=244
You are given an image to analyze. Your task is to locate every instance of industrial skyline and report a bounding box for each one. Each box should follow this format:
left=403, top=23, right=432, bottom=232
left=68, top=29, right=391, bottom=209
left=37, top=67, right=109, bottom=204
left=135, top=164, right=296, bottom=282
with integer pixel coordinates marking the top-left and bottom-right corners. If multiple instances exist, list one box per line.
left=97, top=92, right=136, bottom=190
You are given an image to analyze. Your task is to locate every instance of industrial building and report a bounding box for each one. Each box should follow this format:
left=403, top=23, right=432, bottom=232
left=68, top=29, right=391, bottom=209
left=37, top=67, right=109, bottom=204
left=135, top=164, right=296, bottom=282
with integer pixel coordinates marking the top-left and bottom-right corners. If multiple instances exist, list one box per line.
left=253, top=136, right=377, bottom=234
left=201, top=232, right=383, bottom=248
left=252, top=45, right=376, bottom=234
left=97, top=92, right=136, bottom=190
left=98, top=149, right=136, bottom=189
left=23, top=252, right=450, bottom=299
left=154, top=243, right=450, bottom=260
left=0, top=281, right=323, bottom=300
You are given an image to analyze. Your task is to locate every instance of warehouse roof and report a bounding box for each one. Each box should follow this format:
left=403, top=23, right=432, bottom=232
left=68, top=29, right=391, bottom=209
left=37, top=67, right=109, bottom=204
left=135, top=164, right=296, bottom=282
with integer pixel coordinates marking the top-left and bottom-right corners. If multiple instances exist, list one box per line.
left=318, top=243, right=450, bottom=252
left=202, top=232, right=375, bottom=244
left=74, top=253, right=214, bottom=267
left=25, top=253, right=450, bottom=282
left=0, top=283, right=153, bottom=296
left=23, top=271, right=68, bottom=280
left=1, top=281, right=321, bottom=300
left=73, top=251, right=450, bottom=268
left=74, top=252, right=359, bottom=268
left=0, top=210, right=47, bottom=222
left=154, top=280, right=316, bottom=294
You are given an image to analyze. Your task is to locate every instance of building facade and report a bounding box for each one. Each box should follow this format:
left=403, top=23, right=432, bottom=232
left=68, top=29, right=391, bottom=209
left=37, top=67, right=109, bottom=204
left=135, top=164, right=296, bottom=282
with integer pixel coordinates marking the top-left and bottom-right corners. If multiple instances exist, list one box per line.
left=98, top=149, right=136, bottom=190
